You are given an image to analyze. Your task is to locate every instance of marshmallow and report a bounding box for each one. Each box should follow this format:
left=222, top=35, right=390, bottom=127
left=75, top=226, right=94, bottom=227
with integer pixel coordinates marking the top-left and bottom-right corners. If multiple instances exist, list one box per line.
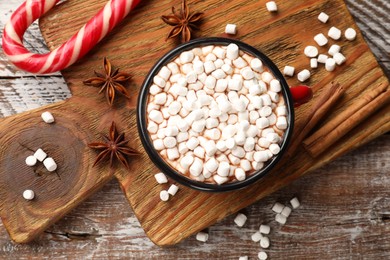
left=194, top=146, right=205, bottom=158
left=153, top=139, right=165, bottom=150
left=270, top=79, right=281, bottom=92
left=304, top=46, right=318, bottom=58
left=226, top=43, right=239, bottom=60
left=275, top=213, right=287, bottom=225
left=297, top=69, right=310, bottom=82
left=204, top=61, right=216, bottom=74
left=283, top=66, right=295, bottom=77
left=167, top=62, right=179, bottom=74
left=251, top=231, right=263, bottom=242
left=186, top=137, right=199, bottom=150
left=23, top=190, right=35, bottom=200
left=167, top=184, right=179, bottom=196
left=25, top=155, right=37, bottom=166
left=254, top=151, right=270, bottom=162
left=34, top=148, right=47, bottom=162
left=217, top=161, right=230, bottom=177
left=317, top=54, right=328, bottom=63
left=213, top=174, right=229, bottom=184
left=43, top=157, right=57, bottom=172
left=290, top=197, right=300, bottom=209
left=234, top=213, right=247, bottom=227
left=266, top=132, right=281, bottom=143
left=202, top=45, right=214, bottom=55
left=345, top=28, right=357, bottom=41
left=153, top=76, right=166, bottom=88
left=281, top=206, right=292, bottom=217
left=225, top=23, right=237, bottom=35
left=160, top=190, right=170, bottom=201
left=258, top=137, right=271, bottom=148
left=333, top=52, right=346, bottom=65
left=328, top=44, right=341, bottom=56
left=260, top=236, right=270, bottom=248
left=41, top=111, right=55, bottom=123
left=205, top=53, right=217, bottom=62
left=310, top=58, right=318, bottom=69
left=314, top=33, right=328, bottom=46
left=167, top=148, right=179, bottom=160
left=259, top=106, right=272, bottom=117
left=328, top=26, right=341, bottom=40
left=163, top=137, right=177, bottom=148
left=266, top=1, right=278, bottom=12
left=212, top=69, right=227, bottom=80
left=149, top=110, right=164, bottom=124
left=272, top=202, right=284, bottom=213
left=149, top=84, right=162, bottom=95
left=213, top=47, right=226, bottom=59
left=154, top=172, right=168, bottom=184
left=180, top=51, right=194, bottom=63
left=252, top=161, right=264, bottom=170
left=232, top=146, right=245, bottom=158
left=318, top=12, right=329, bottom=23
left=325, top=58, right=336, bottom=71
left=235, top=168, right=246, bottom=181
left=250, top=58, right=263, bottom=72
left=259, top=224, right=271, bottom=234
left=196, top=232, right=209, bottom=242
left=240, top=67, right=255, bottom=80
left=276, top=116, right=287, bottom=130
left=190, top=158, right=203, bottom=176
left=258, top=252, right=268, bottom=260
left=261, top=72, right=274, bottom=83
left=239, top=257, right=248, bottom=260
left=269, top=143, right=281, bottom=155
left=180, top=155, right=194, bottom=170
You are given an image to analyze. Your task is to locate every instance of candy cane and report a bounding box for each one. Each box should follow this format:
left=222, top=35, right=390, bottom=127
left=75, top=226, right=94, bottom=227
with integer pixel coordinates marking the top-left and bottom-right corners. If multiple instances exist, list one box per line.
left=2, top=0, right=141, bottom=74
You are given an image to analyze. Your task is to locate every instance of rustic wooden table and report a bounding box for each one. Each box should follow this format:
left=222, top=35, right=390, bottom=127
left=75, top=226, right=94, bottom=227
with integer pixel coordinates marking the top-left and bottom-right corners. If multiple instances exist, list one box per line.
left=0, top=0, right=389, bottom=259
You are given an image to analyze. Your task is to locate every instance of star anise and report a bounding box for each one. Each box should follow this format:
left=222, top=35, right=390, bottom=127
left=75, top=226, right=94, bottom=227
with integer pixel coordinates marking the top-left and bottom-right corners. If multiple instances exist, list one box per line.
left=161, top=0, right=204, bottom=43
left=88, top=122, right=139, bottom=169
left=83, top=57, right=131, bottom=106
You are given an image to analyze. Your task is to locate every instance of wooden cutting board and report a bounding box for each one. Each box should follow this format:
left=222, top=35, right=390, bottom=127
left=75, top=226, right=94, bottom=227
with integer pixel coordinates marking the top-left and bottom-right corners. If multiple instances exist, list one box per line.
left=0, top=0, right=388, bottom=245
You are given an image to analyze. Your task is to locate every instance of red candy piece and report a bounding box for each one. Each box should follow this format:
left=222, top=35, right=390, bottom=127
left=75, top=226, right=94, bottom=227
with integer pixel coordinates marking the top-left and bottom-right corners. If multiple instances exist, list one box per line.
left=290, top=85, right=313, bottom=106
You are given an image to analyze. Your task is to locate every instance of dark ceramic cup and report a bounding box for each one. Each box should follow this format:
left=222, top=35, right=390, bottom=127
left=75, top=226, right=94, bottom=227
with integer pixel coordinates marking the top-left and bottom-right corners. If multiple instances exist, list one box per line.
left=137, top=37, right=301, bottom=192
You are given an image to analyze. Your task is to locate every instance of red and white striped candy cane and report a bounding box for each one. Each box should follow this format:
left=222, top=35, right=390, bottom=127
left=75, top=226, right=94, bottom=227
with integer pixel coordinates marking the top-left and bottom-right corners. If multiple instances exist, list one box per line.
left=2, top=0, right=141, bottom=74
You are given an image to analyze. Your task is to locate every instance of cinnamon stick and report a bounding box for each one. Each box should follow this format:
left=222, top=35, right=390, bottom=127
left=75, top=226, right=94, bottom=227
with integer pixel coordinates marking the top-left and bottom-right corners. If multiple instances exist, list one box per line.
left=286, top=82, right=345, bottom=157
left=303, top=82, right=390, bottom=157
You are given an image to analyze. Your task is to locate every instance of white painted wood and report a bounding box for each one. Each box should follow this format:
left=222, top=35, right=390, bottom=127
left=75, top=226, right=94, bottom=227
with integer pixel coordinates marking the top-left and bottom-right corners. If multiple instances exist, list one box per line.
left=0, top=0, right=389, bottom=258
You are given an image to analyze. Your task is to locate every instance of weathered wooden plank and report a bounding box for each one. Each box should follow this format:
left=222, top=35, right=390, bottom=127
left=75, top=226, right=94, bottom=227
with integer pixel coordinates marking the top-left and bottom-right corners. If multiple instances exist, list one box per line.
left=0, top=135, right=388, bottom=259
left=0, top=0, right=389, bottom=258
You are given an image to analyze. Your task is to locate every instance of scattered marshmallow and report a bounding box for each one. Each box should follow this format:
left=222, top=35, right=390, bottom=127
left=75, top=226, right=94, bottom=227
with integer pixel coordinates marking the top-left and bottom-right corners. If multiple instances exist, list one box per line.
left=251, top=231, right=263, bottom=242
left=154, top=172, right=168, bottom=184
left=281, top=206, right=292, bottom=218
left=310, top=58, right=318, bottom=68
left=314, top=33, right=328, bottom=46
left=333, top=52, right=346, bottom=65
left=272, top=202, right=284, bottom=213
left=317, top=54, right=328, bottom=64
left=304, top=46, right=318, bottom=58
left=225, top=24, right=237, bottom=35
left=239, top=256, right=248, bottom=260
left=260, top=236, right=270, bottom=248
left=325, top=58, right=336, bottom=71
left=23, top=189, right=35, bottom=200
left=328, top=26, right=341, bottom=40
left=160, top=190, right=170, bottom=201
left=290, top=197, right=300, bottom=209
left=41, top=111, right=54, bottom=123
left=283, top=66, right=295, bottom=77
left=167, top=184, right=179, bottom=196
left=318, top=12, right=329, bottom=23
left=328, top=44, right=341, bottom=56
left=25, top=155, right=37, bottom=166
left=34, top=148, right=47, bottom=162
left=345, top=28, right=357, bottom=41
left=266, top=1, right=278, bottom=12
left=297, top=69, right=310, bottom=82
left=43, top=157, right=57, bottom=172
left=275, top=213, right=287, bottom=224
left=196, top=231, right=209, bottom=242
left=259, top=224, right=271, bottom=234
left=258, top=251, right=268, bottom=260
left=234, top=213, right=247, bottom=227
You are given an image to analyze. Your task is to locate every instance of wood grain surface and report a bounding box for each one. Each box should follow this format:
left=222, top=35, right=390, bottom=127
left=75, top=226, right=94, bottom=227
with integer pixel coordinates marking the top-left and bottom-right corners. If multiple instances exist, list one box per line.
left=0, top=0, right=389, bottom=258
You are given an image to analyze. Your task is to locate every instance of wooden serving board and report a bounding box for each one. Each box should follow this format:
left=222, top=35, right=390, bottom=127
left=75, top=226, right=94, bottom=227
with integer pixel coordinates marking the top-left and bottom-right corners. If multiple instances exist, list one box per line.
left=0, top=0, right=388, bottom=245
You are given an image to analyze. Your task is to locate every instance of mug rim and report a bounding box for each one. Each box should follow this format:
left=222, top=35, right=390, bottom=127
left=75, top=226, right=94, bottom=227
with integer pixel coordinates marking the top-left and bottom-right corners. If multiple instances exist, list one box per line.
left=137, top=37, right=294, bottom=192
